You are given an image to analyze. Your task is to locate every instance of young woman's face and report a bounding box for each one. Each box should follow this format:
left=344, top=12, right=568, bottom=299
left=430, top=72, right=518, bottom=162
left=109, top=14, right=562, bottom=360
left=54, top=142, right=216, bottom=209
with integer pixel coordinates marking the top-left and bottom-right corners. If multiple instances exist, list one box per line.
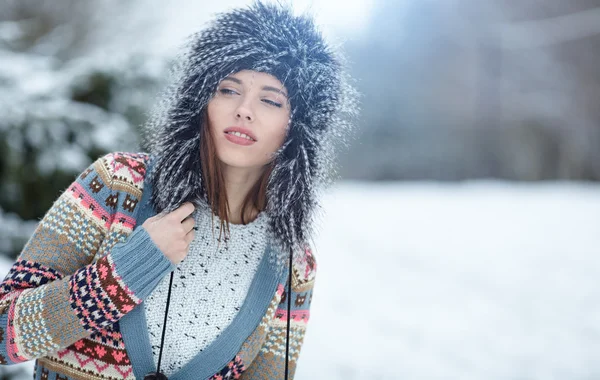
left=207, top=70, right=291, bottom=171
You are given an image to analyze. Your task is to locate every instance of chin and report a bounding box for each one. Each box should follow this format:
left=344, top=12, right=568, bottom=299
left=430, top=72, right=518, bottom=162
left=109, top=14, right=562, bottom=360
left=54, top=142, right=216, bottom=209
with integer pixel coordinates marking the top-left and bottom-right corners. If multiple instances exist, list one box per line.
left=215, top=141, right=263, bottom=166
left=216, top=153, right=262, bottom=170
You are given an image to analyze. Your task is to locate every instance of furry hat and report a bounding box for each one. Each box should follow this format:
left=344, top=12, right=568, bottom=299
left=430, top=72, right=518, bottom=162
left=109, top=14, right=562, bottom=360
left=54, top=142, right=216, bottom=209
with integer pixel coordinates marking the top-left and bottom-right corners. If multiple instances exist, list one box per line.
left=141, top=1, right=358, bottom=271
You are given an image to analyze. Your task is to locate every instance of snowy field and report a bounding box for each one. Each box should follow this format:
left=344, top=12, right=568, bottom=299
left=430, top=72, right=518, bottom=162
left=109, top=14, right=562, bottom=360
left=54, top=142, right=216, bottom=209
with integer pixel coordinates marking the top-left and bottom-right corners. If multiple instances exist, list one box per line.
left=1, top=180, right=600, bottom=379
left=303, top=181, right=600, bottom=380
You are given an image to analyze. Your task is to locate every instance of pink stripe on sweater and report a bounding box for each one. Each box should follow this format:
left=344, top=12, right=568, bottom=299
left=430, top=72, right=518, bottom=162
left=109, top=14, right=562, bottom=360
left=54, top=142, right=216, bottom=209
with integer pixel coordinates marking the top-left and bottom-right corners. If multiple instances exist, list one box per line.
left=68, top=183, right=136, bottom=229
left=7, top=289, right=30, bottom=363
left=276, top=284, right=285, bottom=297
left=113, top=213, right=136, bottom=230
left=274, top=309, right=310, bottom=323
left=69, top=183, right=113, bottom=229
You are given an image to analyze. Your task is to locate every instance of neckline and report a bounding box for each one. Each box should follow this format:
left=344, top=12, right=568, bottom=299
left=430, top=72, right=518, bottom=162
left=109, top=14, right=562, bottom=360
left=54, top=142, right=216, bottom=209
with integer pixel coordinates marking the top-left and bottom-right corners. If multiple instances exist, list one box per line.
left=197, top=205, right=268, bottom=232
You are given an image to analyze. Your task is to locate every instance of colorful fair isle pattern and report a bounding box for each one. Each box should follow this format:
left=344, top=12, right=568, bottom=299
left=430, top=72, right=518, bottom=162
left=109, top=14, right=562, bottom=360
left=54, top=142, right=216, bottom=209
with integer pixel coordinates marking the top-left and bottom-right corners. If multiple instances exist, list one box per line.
left=0, top=152, right=317, bottom=379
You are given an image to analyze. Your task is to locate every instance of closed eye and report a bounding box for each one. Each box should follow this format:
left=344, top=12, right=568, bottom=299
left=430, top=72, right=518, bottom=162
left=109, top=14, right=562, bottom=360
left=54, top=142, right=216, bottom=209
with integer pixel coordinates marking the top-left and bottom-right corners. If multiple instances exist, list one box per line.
left=262, top=99, right=282, bottom=108
left=219, top=88, right=238, bottom=95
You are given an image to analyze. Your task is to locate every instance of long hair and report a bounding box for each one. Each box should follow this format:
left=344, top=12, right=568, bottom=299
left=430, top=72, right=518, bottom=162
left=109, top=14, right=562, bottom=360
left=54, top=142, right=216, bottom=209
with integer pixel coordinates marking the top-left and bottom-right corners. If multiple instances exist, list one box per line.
left=199, top=110, right=275, bottom=242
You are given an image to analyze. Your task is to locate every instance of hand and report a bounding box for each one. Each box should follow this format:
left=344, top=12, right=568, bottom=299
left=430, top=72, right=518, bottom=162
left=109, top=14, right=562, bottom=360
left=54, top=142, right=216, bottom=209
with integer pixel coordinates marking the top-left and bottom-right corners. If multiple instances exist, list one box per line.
left=142, top=202, right=196, bottom=265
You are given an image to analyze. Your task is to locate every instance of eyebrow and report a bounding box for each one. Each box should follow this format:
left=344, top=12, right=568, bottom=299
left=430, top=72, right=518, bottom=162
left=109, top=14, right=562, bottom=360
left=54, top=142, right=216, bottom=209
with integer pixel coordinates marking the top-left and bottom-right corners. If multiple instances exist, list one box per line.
left=222, top=76, right=288, bottom=98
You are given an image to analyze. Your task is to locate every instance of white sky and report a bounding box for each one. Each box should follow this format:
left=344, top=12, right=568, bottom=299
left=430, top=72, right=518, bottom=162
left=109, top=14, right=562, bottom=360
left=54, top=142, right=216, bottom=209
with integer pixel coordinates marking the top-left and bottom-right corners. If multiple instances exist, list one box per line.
left=119, top=0, right=375, bottom=57
left=290, top=0, right=375, bottom=34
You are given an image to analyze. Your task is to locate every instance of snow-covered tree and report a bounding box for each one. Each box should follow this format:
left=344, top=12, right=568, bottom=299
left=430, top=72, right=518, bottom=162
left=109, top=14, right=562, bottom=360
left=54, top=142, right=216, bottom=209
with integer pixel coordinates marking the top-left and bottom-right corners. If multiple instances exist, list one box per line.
left=0, top=1, right=169, bottom=259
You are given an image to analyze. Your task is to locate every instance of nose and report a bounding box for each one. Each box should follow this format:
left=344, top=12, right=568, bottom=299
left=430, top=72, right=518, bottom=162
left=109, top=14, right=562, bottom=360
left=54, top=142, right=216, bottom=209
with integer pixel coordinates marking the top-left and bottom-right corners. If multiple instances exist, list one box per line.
left=235, top=97, right=254, bottom=122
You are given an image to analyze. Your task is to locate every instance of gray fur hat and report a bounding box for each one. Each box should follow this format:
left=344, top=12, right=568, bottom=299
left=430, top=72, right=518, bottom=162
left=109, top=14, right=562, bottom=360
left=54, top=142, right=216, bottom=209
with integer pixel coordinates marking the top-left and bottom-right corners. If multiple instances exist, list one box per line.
left=141, top=1, right=358, bottom=270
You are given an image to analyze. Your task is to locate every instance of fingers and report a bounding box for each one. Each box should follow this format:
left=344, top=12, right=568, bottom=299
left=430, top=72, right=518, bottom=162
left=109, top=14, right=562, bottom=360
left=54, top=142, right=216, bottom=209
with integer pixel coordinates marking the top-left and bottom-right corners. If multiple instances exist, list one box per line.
left=181, top=216, right=195, bottom=233
left=171, top=202, right=195, bottom=223
left=184, top=229, right=195, bottom=245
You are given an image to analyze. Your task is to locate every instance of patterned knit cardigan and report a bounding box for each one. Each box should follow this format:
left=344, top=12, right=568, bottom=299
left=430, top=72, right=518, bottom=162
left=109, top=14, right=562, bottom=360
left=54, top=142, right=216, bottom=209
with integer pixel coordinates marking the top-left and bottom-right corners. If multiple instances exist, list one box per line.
left=0, top=152, right=317, bottom=379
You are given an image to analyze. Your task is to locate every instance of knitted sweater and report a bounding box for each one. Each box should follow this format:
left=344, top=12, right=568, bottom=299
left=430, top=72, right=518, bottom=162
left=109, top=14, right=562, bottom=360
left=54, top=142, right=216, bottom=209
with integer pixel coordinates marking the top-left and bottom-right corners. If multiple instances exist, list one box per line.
left=0, top=152, right=317, bottom=380
left=144, top=205, right=269, bottom=376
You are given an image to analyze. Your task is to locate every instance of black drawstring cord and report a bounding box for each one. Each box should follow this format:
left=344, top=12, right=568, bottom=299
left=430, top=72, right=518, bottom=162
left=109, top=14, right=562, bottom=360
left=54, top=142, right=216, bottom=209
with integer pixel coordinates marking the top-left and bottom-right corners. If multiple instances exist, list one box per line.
left=284, top=249, right=293, bottom=379
left=157, top=271, right=175, bottom=373
left=144, top=271, right=174, bottom=380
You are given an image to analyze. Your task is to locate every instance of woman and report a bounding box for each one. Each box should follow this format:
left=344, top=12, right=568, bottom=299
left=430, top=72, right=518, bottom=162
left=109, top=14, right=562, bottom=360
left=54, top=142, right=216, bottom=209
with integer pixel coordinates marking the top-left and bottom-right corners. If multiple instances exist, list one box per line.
left=0, top=1, right=357, bottom=379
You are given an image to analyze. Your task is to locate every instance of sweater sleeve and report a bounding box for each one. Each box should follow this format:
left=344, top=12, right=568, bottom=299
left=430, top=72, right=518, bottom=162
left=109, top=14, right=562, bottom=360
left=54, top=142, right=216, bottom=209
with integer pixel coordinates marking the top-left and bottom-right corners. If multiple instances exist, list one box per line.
left=239, top=244, right=318, bottom=379
left=0, top=153, right=175, bottom=365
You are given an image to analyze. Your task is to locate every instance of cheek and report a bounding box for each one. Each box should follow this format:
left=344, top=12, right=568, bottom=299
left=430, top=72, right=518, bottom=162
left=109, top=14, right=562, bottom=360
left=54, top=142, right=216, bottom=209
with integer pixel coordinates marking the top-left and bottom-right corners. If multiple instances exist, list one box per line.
left=258, top=122, right=288, bottom=158
left=207, top=102, right=225, bottom=136
left=206, top=103, right=215, bottom=126
left=207, top=97, right=229, bottom=119
left=270, top=118, right=289, bottom=147
left=275, top=126, right=288, bottom=146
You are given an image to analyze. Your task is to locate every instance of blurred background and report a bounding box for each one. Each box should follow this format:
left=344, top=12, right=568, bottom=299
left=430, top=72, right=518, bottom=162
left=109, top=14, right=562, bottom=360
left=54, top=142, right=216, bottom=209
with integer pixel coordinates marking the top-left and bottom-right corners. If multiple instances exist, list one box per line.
left=1, top=0, right=600, bottom=379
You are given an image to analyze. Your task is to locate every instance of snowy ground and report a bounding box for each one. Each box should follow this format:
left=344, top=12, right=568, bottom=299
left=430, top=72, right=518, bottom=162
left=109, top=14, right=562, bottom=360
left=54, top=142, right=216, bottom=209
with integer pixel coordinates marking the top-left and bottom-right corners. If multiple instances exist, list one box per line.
left=1, top=181, right=599, bottom=379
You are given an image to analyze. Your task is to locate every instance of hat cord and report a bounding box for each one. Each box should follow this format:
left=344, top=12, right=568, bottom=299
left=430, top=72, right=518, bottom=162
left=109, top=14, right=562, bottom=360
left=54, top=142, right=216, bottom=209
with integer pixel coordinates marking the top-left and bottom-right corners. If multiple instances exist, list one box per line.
left=284, top=249, right=292, bottom=379
left=157, top=271, right=174, bottom=375
left=143, top=271, right=174, bottom=380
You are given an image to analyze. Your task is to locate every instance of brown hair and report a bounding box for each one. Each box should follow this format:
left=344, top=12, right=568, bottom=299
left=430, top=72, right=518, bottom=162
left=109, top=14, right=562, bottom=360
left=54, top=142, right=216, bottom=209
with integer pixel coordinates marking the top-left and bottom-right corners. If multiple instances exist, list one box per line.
left=199, top=111, right=275, bottom=243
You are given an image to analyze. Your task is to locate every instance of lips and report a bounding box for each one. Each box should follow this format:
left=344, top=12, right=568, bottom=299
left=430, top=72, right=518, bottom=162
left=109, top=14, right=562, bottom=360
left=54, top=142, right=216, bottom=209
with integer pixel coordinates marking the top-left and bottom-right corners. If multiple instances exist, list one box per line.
left=223, top=126, right=257, bottom=141
left=224, top=132, right=256, bottom=146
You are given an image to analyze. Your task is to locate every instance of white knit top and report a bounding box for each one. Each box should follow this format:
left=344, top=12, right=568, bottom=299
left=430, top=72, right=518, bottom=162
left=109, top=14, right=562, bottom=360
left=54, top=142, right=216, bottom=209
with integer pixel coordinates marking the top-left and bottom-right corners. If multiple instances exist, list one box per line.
left=143, top=205, right=269, bottom=377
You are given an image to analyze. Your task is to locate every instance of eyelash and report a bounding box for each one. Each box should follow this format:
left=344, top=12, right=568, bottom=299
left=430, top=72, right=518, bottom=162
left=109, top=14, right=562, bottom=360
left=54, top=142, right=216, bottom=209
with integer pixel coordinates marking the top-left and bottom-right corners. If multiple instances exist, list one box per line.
left=219, top=88, right=237, bottom=95
left=218, top=88, right=283, bottom=108
left=263, top=99, right=283, bottom=108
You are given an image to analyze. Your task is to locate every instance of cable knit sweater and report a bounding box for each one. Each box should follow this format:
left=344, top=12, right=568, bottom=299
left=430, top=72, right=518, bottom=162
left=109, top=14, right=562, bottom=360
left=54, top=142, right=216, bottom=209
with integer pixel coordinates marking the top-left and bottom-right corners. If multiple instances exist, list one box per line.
left=0, top=152, right=318, bottom=380
left=144, top=206, right=269, bottom=377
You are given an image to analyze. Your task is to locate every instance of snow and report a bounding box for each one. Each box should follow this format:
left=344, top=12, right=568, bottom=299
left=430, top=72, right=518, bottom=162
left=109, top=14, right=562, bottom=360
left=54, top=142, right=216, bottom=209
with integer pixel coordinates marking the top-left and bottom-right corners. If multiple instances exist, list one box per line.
left=300, top=181, right=600, bottom=379
left=1, top=181, right=599, bottom=379
left=0, top=209, right=38, bottom=259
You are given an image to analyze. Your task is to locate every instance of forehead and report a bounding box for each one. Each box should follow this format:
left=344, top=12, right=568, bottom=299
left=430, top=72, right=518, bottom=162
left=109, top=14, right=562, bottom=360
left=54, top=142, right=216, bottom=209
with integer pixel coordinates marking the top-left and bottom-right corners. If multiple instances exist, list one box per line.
left=226, top=70, right=285, bottom=89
